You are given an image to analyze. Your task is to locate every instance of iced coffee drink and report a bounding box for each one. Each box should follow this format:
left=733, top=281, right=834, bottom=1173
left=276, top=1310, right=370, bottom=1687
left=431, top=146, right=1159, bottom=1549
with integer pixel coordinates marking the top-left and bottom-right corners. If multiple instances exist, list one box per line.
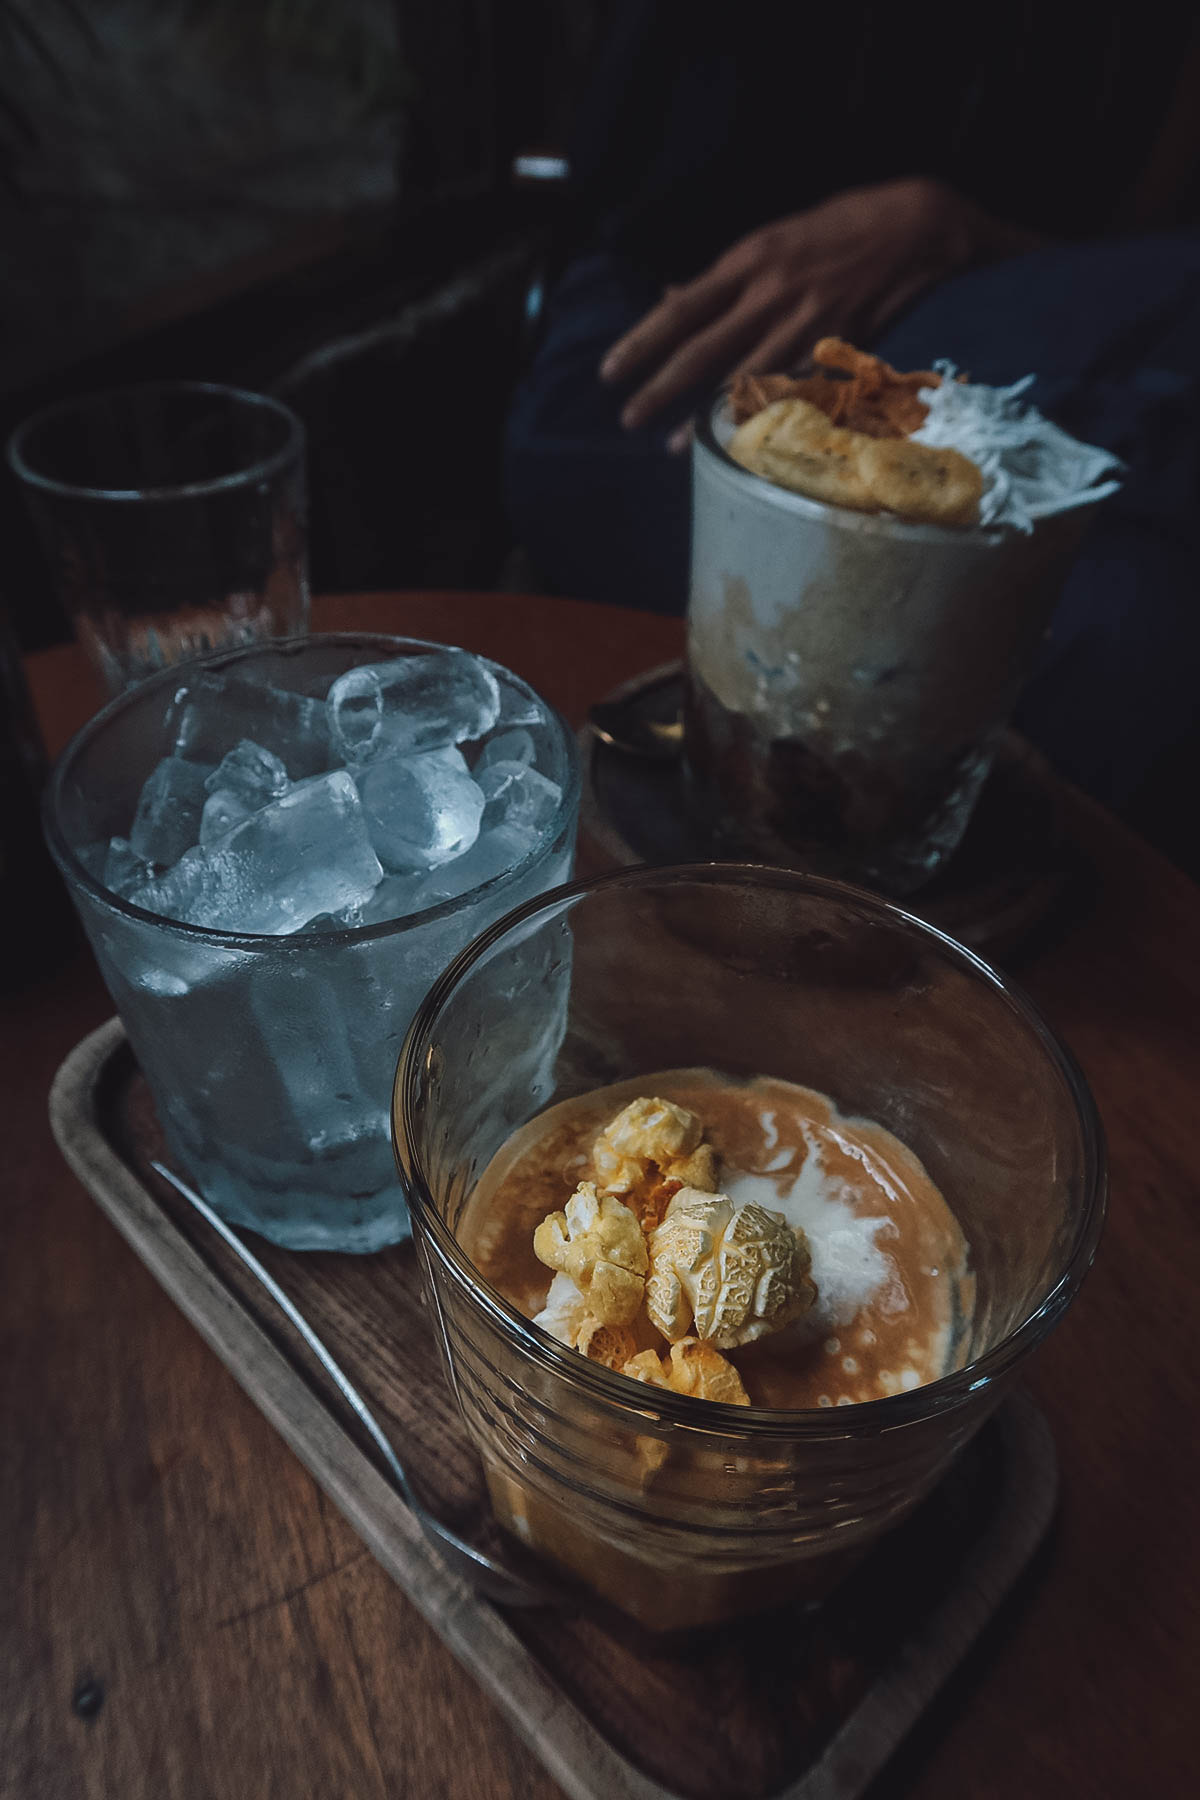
left=460, top=1076, right=972, bottom=1620
left=395, top=865, right=1105, bottom=1634
left=687, top=341, right=1122, bottom=894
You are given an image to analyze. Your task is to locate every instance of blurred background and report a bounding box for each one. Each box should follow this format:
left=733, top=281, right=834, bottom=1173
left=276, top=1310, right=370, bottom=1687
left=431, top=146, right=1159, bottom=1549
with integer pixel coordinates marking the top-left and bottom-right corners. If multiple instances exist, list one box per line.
left=0, top=0, right=602, bottom=651
left=2, top=0, right=1196, bottom=880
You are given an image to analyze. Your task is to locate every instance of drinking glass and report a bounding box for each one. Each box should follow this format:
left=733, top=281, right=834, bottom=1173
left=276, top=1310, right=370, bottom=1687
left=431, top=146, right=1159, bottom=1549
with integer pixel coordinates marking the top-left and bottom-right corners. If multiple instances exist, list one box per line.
left=396, top=864, right=1105, bottom=1630
left=685, top=393, right=1086, bottom=896
left=9, top=381, right=308, bottom=693
left=45, top=634, right=580, bottom=1252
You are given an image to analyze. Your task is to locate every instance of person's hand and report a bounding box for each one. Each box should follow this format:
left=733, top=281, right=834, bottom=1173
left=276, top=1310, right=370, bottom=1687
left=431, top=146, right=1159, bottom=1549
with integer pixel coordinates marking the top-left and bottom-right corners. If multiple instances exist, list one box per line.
left=599, top=177, right=1044, bottom=448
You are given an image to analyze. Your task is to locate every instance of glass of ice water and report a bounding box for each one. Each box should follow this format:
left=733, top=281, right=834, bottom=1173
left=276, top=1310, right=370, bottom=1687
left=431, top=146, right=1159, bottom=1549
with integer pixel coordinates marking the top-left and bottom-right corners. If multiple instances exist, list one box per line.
left=8, top=381, right=309, bottom=695
left=45, top=634, right=580, bottom=1251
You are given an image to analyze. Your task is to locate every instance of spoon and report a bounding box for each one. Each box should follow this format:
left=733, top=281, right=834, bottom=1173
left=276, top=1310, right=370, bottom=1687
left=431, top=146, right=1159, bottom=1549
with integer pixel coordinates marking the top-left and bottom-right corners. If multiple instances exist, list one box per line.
left=588, top=666, right=684, bottom=762
left=150, top=1160, right=559, bottom=1610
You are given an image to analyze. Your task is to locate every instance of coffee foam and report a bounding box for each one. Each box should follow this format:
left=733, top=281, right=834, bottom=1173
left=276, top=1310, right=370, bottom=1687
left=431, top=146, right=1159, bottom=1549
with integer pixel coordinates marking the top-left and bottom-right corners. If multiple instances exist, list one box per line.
left=465, top=1070, right=969, bottom=1410
left=723, top=1124, right=900, bottom=1331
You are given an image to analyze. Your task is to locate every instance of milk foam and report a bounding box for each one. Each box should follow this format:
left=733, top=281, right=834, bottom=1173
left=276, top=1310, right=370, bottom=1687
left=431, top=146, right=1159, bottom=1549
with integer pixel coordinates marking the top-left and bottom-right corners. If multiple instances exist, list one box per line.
left=724, top=1121, right=900, bottom=1330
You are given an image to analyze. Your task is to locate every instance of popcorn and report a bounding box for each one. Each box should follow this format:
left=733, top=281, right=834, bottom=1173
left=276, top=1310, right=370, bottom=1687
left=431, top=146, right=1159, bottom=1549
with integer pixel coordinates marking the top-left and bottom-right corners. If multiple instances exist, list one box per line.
left=533, top=1181, right=648, bottom=1326
left=532, top=1270, right=589, bottom=1345
left=624, top=1339, right=750, bottom=1406
left=637, top=1174, right=684, bottom=1237
left=667, top=1142, right=719, bottom=1193
left=532, top=1273, right=640, bottom=1369
left=529, top=1097, right=820, bottom=1409
left=576, top=1317, right=640, bottom=1370
left=646, top=1187, right=816, bottom=1349
left=591, top=1096, right=718, bottom=1197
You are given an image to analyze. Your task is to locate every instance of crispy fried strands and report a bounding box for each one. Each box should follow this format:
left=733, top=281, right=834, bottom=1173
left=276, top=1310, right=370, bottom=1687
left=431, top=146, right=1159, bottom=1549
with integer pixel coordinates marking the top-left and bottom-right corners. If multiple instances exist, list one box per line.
left=812, top=338, right=940, bottom=392
left=729, top=373, right=809, bottom=422
left=730, top=342, right=947, bottom=440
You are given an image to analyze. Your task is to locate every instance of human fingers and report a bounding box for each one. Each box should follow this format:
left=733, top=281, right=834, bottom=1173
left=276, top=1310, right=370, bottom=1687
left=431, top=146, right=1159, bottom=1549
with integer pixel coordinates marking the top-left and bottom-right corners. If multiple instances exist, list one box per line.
left=599, top=268, right=740, bottom=385
left=619, top=295, right=772, bottom=428
left=727, top=291, right=830, bottom=382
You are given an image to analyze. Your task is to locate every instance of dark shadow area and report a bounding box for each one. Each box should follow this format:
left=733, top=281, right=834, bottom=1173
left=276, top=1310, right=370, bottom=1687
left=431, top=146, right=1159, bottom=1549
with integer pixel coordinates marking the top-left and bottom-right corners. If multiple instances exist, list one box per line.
left=862, top=1520, right=1062, bottom=1800
left=0, top=0, right=598, bottom=651
left=2, top=0, right=1197, bottom=897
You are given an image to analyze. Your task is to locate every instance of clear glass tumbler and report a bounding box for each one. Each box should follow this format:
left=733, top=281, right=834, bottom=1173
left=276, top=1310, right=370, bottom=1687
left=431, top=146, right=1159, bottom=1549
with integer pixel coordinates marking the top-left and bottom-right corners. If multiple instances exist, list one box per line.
left=46, top=634, right=580, bottom=1252
left=9, top=380, right=309, bottom=693
left=396, top=864, right=1105, bottom=1630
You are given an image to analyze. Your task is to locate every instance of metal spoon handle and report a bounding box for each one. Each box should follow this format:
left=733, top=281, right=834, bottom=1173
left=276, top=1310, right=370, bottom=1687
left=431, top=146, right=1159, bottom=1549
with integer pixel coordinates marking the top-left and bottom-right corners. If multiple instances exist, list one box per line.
left=149, top=1160, right=555, bottom=1608
left=151, top=1160, right=417, bottom=1500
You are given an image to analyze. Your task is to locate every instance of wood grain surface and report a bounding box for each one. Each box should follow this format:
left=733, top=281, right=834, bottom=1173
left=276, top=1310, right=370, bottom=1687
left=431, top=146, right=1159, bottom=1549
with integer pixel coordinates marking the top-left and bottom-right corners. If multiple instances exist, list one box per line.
left=6, top=592, right=1200, bottom=1800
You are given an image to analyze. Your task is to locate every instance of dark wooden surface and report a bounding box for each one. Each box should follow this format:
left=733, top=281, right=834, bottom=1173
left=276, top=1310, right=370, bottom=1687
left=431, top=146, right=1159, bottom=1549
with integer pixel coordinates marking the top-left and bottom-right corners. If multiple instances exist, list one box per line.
left=7, top=592, right=1200, bottom=1800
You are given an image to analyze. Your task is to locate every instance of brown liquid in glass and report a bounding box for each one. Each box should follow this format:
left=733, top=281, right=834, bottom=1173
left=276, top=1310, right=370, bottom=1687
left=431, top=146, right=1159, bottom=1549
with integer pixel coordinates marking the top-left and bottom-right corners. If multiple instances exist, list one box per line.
left=463, top=1069, right=972, bottom=1407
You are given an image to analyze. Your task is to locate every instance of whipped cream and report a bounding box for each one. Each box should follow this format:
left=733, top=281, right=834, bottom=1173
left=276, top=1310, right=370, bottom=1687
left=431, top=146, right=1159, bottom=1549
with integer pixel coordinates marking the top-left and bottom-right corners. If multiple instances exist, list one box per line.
left=911, top=362, right=1123, bottom=532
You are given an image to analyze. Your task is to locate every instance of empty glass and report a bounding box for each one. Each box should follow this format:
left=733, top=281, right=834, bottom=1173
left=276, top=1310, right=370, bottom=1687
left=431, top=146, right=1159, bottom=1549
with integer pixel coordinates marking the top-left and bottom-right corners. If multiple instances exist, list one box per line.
left=396, top=864, right=1105, bottom=1630
left=8, top=381, right=308, bottom=693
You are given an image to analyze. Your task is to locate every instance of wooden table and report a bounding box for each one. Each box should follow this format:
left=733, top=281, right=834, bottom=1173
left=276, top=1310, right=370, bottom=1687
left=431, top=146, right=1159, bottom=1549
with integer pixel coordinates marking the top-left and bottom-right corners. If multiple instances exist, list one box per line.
left=6, top=593, right=1199, bottom=1799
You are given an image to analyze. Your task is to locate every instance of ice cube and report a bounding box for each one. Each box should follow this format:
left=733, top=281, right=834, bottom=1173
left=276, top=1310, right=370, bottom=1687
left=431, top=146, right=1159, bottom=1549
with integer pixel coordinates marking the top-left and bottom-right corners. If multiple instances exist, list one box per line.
left=130, top=770, right=382, bottom=934
left=204, top=739, right=290, bottom=804
left=356, top=746, right=485, bottom=871
left=301, top=872, right=435, bottom=931
left=130, top=757, right=214, bottom=865
left=247, top=961, right=380, bottom=1143
left=326, top=650, right=501, bottom=766
left=94, top=911, right=252, bottom=1002
left=199, top=789, right=254, bottom=845
left=102, top=836, right=152, bottom=899
left=345, top=871, right=439, bottom=927
left=425, top=822, right=539, bottom=901
left=198, top=741, right=290, bottom=845
left=167, top=670, right=329, bottom=777
left=494, top=684, right=546, bottom=730
left=476, top=761, right=562, bottom=834
left=477, top=728, right=535, bottom=771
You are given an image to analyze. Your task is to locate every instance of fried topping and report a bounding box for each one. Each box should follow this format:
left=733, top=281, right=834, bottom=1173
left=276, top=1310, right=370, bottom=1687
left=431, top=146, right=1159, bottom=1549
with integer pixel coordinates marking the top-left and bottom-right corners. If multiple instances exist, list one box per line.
left=729, top=341, right=948, bottom=442
left=728, top=396, right=983, bottom=526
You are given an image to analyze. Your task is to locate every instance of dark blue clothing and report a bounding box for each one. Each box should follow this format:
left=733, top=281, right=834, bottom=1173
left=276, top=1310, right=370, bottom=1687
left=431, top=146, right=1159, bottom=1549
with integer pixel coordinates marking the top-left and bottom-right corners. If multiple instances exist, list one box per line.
left=504, top=236, right=1200, bottom=810
left=566, top=4, right=1194, bottom=281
